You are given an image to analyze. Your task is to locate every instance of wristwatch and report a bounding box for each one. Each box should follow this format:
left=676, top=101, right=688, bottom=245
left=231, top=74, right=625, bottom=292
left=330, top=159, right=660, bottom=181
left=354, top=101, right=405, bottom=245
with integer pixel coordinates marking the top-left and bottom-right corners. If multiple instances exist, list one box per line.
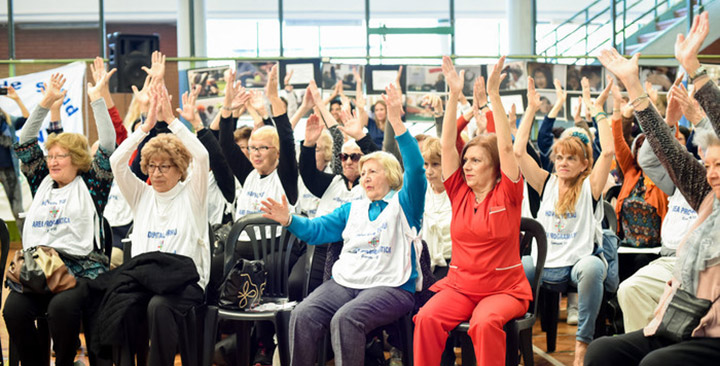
left=689, top=65, right=707, bottom=83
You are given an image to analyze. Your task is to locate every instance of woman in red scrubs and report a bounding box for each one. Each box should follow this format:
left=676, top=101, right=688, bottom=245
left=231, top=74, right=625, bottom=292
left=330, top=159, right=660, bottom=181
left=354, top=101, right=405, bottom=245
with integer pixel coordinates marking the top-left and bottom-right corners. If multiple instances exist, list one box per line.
left=413, top=56, right=533, bottom=366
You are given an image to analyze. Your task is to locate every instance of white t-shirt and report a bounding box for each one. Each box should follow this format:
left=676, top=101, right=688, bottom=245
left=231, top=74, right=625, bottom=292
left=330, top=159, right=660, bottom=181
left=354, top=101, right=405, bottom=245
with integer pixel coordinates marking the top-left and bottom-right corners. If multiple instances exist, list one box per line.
left=661, top=189, right=698, bottom=251
left=538, top=175, right=603, bottom=268
left=422, top=186, right=452, bottom=269
left=105, top=180, right=133, bottom=227
left=316, top=175, right=366, bottom=217
left=110, top=119, right=210, bottom=289
left=207, top=172, right=232, bottom=226
left=24, top=175, right=96, bottom=256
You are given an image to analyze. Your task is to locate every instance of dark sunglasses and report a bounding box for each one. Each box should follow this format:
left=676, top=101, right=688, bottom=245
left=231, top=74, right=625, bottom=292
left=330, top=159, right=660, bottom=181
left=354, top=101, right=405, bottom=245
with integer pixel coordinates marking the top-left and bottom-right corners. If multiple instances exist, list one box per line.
left=338, top=153, right=362, bottom=162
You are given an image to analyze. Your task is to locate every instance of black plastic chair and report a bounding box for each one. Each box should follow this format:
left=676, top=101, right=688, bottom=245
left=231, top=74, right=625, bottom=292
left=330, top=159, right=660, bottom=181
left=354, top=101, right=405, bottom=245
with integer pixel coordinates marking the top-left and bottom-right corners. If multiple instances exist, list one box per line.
left=450, top=217, right=547, bottom=366
left=605, top=184, right=621, bottom=204
left=203, top=213, right=304, bottom=366
left=602, top=200, right=618, bottom=233
left=0, top=218, right=11, bottom=366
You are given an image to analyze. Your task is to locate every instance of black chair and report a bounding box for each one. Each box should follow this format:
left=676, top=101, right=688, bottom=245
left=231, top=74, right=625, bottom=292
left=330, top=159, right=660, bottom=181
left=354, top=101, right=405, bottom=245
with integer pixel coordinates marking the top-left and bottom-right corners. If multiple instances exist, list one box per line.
left=605, top=184, right=621, bottom=204
left=451, top=217, right=547, bottom=366
left=0, top=218, right=11, bottom=366
left=602, top=200, right=618, bottom=233
left=203, top=213, right=304, bottom=366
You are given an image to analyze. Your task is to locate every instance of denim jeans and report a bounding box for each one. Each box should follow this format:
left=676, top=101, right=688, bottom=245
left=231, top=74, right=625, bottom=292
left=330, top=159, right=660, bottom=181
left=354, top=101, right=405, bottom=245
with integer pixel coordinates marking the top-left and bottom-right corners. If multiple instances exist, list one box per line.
left=529, top=255, right=606, bottom=344
left=289, top=279, right=414, bottom=366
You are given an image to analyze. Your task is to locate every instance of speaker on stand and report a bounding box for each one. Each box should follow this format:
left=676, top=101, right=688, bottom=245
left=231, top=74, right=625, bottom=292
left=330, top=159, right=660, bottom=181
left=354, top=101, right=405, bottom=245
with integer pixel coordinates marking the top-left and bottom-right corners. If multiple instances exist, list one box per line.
left=107, top=32, right=160, bottom=93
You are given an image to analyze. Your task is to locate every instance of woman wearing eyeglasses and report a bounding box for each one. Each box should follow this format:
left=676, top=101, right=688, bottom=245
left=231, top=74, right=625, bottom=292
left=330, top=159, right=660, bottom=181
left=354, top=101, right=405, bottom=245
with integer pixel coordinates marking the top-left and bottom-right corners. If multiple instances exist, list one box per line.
left=3, top=72, right=116, bottom=366
left=299, top=109, right=380, bottom=218
left=109, top=83, right=209, bottom=365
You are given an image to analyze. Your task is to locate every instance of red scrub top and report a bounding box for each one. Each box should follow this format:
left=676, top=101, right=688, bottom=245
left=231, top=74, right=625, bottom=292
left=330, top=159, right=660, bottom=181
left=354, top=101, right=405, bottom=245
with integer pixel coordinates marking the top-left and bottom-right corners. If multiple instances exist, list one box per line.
left=431, top=167, right=533, bottom=301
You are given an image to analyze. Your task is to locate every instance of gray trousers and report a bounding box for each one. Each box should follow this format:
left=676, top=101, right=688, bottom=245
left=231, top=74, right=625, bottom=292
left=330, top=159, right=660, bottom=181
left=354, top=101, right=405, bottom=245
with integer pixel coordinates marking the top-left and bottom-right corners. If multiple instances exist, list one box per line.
left=289, top=279, right=414, bottom=366
left=0, top=167, right=23, bottom=231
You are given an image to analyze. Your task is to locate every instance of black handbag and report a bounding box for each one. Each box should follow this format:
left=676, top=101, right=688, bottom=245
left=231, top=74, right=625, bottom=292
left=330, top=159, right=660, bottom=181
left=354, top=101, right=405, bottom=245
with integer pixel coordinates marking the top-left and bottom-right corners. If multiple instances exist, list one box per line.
left=218, top=259, right=267, bottom=310
left=655, top=288, right=720, bottom=343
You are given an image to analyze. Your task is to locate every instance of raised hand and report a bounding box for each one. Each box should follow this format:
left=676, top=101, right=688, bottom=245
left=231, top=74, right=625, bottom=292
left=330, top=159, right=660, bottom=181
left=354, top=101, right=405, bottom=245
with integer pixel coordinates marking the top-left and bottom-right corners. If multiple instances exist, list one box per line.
left=230, top=86, right=251, bottom=110
left=284, top=69, right=294, bottom=87
left=509, top=103, right=517, bottom=125
left=250, top=90, right=268, bottom=117
left=154, top=84, right=175, bottom=123
left=593, top=77, right=613, bottom=115
left=382, top=83, right=404, bottom=123
left=665, top=88, right=683, bottom=126
left=260, top=195, right=291, bottom=226
left=527, top=77, right=541, bottom=112
left=597, top=48, right=640, bottom=89
left=671, top=79, right=706, bottom=125
left=645, top=81, right=659, bottom=105
left=266, top=63, right=279, bottom=99
left=473, top=76, right=488, bottom=108
left=675, top=11, right=709, bottom=75
left=131, top=75, right=152, bottom=112
left=177, top=85, right=203, bottom=129
left=87, top=64, right=117, bottom=102
left=573, top=96, right=583, bottom=123
left=141, top=91, right=159, bottom=133
left=142, top=51, right=166, bottom=84
left=421, top=94, right=444, bottom=117
left=394, top=65, right=403, bottom=89
left=6, top=85, right=20, bottom=101
left=553, top=79, right=567, bottom=105
left=474, top=104, right=487, bottom=135
left=40, top=73, right=67, bottom=109
left=486, top=56, right=507, bottom=97
left=304, top=113, right=323, bottom=146
left=338, top=109, right=365, bottom=140
left=441, top=56, right=465, bottom=96
left=308, top=79, right=323, bottom=106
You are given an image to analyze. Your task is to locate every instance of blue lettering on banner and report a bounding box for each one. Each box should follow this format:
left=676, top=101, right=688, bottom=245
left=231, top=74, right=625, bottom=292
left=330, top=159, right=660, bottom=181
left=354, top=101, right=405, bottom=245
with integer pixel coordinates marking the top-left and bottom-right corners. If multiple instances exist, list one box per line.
left=1, top=80, right=22, bottom=90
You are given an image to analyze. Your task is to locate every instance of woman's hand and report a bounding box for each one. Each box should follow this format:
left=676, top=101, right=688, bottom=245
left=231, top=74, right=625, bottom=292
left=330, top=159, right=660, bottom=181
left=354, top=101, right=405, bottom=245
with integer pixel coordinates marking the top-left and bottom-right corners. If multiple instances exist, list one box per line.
left=303, top=113, right=323, bottom=146
left=131, top=75, right=152, bottom=113
left=40, top=73, right=67, bottom=109
left=382, top=83, right=404, bottom=123
left=6, top=85, right=20, bottom=101
left=338, top=109, right=365, bottom=140
left=142, top=51, right=166, bottom=85
left=593, top=77, right=613, bottom=116
left=675, top=11, right=709, bottom=77
left=486, top=56, right=507, bottom=99
left=177, top=84, right=203, bottom=130
left=155, top=84, right=175, bottom=123
left=672, top=80, right=706, bottom=125
left=87, top=62, right=117, bottom=102
left=141, top=91, right=159, bottom=133
left=527, top=77, right=541, bottom=113
left=260, top=195, right=291, bottom=226
left=441, top=56, right=465, bottom=97
left=473, top=76, right=488, bottom=109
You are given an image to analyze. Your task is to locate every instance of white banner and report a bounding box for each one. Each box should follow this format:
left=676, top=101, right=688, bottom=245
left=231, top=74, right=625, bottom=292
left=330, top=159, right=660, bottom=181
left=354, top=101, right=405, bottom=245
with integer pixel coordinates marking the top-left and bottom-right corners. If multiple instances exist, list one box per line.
left=0, top=61, right=86, bottom=143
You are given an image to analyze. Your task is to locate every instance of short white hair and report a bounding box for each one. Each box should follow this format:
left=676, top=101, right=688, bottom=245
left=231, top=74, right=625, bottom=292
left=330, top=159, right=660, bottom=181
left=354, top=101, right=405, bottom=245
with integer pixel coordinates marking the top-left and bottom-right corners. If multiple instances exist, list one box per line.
left=693, top=130, right=720, bottom=151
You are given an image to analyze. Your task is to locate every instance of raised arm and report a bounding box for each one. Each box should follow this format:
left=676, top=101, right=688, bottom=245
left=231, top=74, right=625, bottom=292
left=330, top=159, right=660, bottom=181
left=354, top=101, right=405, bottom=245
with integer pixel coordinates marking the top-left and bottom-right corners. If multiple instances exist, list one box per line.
left=584, top=76, right=615, bottom=200
left=218, top=70, right=254, bottom=184
left=266, top=63, right=287, bottom=118
left=6, top=86, right=29, bottom=118
left=87, top=64, right=117, bottom=154
left=20, top=73, right=66, bottom=144
left=440, top=56, right=463, bottom=178
left=308, top=80, right=339, bottom=129
left=514, top=75, right=549, bottom=193
left=486, top=56, right=520, bottom=181
left=599, top=46, right=710, bottom=211
left=290, top=84, right=314, bottom=129
left=300, top=114, right=335, bottom=197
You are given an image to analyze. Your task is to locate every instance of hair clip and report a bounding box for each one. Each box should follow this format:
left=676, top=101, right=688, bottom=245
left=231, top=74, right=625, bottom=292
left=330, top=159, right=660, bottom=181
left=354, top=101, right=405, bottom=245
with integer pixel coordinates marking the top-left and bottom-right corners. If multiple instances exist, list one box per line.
left=570, top=131, right=590, bottom=145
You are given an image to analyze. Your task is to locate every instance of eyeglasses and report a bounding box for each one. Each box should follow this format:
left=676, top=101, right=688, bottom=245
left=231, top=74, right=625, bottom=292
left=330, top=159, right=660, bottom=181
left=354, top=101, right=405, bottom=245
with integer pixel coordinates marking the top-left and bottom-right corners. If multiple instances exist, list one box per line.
left=339, top=153, right=362, bottom=162
left=46, top=153, right=70, bottom=161
left=248, top=146, right=274, bottom=153
left=147, top=164, right=174, bottom=174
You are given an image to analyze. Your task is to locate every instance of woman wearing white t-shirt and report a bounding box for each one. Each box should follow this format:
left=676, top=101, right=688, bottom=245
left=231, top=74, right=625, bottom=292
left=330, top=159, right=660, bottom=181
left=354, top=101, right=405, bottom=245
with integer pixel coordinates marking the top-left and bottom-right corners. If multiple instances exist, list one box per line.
left=514, top=76, right=615, bottom=365
left=110, top=83, right=209, bottom=365
left=4, top=72, right=116, bottom=366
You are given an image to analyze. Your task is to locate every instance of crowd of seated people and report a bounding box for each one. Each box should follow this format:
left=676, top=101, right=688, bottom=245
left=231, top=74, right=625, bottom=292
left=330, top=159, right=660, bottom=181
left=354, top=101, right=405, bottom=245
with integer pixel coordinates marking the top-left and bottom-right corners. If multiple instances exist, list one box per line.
left=2, top=11, right=719, bottom=366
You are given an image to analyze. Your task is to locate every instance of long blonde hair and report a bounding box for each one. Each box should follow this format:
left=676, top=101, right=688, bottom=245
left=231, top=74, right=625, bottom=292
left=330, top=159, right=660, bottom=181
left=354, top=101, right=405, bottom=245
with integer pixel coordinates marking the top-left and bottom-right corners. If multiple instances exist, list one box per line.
left=552, top=136, right=593, bottom=216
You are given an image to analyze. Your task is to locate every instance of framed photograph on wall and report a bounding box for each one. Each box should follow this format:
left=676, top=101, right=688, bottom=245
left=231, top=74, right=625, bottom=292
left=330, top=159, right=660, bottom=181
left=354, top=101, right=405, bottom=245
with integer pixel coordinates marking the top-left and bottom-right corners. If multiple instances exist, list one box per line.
left=567, top=65, right=603, bottom=92
left=527, top=62, right=567, bottom=90
left=187, top=66, right=230, bottom=99
left=499, top=61, right=527, bottom=91
left=366, top=65, right=406, bottom=94
left=406, top=65, right=445, bottom=92
left=321, top=63, right=364, bottom=91
left=236, top=60, right=277, bottom=88
left=280, top=58, right=321, bottom=89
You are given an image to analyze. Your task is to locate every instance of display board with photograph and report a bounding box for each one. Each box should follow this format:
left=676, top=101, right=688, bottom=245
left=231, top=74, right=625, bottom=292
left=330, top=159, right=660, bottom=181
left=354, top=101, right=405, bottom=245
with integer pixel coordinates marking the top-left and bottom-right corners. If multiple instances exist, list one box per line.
left=406, top=65, right=445, bottom=92
left=321, top=63, right=364, bottom=91
left=456, top=65, right=485, bottom=97
left=498, top=90, right=526, bottom=115
left=280, top=58, right=321, bottom=89
left=366, top=65, right=406, bottom=93
left=187, top=66, right=230, bottom=99
left=640, top=65, right=678, bottom=92
left=527, top=62, right=567, bottom=90
left=236, top=61, right=277, bottom=88
left=405, top=92, right=443, bottom=122
left=536, top=90, right=566, bottom=120
left=499, top=61, right=527, bottom=91
left=567, top=65, right=603, bottom=92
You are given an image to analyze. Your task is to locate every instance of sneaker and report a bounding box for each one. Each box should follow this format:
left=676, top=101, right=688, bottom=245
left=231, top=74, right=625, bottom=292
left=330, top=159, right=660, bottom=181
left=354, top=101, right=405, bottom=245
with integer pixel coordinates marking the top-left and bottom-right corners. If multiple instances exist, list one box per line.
left=567, top=292, right=579, bottom=325
left=567, top=307, right=579, bottom=325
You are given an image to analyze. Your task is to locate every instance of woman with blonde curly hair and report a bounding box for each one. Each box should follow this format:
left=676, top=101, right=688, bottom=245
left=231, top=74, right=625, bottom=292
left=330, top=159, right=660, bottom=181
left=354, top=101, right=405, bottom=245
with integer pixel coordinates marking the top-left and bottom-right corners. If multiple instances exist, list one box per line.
left=3, top=71, right=116, bottom=366
left=514, top=72, right=616, bottom=365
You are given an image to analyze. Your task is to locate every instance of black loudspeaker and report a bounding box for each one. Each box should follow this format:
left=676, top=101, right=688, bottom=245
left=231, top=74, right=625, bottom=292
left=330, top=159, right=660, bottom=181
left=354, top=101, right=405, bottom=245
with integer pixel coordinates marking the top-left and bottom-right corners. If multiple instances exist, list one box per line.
left=107, top=33, right=160, bottom=93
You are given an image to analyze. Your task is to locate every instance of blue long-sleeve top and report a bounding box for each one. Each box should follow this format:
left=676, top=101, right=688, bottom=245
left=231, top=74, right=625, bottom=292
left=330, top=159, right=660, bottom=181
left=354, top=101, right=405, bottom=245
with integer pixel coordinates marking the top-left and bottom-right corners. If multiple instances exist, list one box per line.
left=537, top=115, right=555, bottom=171
left=288, top=130, right=426, bottom=293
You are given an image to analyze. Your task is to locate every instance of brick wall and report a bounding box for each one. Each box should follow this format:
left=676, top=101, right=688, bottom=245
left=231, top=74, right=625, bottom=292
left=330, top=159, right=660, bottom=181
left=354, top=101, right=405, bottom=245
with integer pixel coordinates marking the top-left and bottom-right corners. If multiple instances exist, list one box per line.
left=0, top=22, right=180, bottom=143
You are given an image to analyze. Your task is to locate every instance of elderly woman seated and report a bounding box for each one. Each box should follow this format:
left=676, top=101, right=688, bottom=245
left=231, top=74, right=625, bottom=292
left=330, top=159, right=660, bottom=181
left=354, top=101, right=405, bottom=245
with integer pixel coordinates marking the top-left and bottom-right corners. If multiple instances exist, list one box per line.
left=3, top=71, right=115, bottom=366
left=261, top=83, right=425, bottom=366
left=108, top=83, right=209, bottom=365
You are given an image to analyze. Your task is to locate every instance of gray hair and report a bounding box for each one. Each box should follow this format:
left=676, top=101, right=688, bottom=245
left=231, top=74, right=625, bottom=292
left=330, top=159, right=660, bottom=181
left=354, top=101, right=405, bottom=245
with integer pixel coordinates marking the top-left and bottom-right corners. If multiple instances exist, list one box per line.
left=692, top=130, right=720, bottom=152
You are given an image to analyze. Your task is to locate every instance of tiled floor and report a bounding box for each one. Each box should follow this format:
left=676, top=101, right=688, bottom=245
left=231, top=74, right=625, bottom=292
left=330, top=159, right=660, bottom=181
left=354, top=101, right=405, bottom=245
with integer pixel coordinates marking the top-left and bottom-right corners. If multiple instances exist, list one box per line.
left=1, top=244, right=579, bottom=365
